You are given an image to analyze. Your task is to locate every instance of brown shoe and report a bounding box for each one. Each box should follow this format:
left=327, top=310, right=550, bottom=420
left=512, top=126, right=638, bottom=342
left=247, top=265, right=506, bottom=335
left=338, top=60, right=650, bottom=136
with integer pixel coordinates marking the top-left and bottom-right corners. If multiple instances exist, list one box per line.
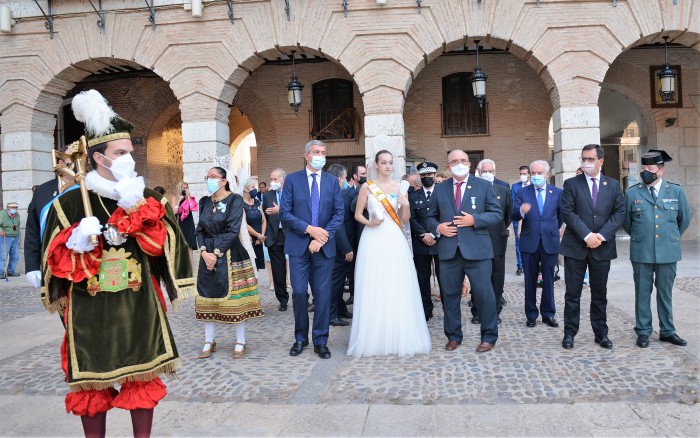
left=445, top=340, right=460, bottom=351
left=476, top=342, right=494, bottom=353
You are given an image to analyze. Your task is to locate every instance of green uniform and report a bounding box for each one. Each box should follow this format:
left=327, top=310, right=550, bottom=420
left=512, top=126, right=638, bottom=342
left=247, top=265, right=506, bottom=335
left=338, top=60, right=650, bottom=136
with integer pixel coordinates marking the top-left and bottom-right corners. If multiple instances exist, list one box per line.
left=623, top=179, right=691, bottom=337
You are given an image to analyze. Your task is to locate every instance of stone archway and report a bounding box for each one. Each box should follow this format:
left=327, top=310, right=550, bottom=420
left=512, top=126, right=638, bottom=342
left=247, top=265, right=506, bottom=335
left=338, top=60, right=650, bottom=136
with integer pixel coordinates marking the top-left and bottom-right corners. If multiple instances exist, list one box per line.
left=147, top=101, right=183, bottom=194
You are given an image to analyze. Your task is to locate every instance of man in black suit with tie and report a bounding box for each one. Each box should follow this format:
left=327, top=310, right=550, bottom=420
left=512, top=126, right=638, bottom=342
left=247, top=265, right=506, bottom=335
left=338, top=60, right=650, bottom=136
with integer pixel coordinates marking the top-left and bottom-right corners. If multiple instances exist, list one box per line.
left=560, top=144, right=625, bottom=349
left=409, top=162, right=443, bottom=320
left=262, top=168, right=289, bottom=311
left=343, top=165, right=366, bottom=305
left=426, top=150, right=502, bottom=353
left=471, top=159, right=512, bottom=325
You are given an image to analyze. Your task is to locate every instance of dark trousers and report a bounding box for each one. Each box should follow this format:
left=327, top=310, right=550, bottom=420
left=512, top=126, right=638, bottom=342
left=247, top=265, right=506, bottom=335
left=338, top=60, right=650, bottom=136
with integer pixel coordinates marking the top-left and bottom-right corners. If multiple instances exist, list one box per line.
left=346, top=258, right=356, bottom=297
left=330, top=255, right=350, bottom=320
left=439, top=256, right=498, bottom=344
left=563, top=254, right=610, bottom=338
left=268, top=230, right=288, bottom=305
left=472, top=254, right=505, bottom=317
left=522, top=242, right=557, bottom=320
left=632, top=262, right=677, bottom=337
left=513, top=222, right=522, bottom=268
left=413, top=253, right=442, bottom=318
left=289, top=250, right=334, bottom=346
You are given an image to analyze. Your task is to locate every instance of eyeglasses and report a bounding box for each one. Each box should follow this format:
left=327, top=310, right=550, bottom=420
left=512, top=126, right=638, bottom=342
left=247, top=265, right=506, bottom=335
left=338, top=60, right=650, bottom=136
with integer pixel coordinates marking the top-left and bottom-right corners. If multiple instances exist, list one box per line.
left=449, top=159, right=470, bottom=166
left=579, top=157, right=599, bottom=163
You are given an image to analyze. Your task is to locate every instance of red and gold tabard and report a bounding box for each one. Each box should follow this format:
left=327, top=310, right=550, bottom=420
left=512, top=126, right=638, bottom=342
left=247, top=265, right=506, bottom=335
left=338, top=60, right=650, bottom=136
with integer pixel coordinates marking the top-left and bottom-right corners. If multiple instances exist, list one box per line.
left=366, top=180, right=402, bottom=227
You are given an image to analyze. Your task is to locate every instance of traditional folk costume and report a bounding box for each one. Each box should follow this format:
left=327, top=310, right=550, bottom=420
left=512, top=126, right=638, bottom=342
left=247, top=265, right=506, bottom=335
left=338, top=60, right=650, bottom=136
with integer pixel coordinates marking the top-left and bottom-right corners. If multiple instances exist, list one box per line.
left=195, top=189, right=263, bottom=357
left=40, top=90, right=195, bottom=419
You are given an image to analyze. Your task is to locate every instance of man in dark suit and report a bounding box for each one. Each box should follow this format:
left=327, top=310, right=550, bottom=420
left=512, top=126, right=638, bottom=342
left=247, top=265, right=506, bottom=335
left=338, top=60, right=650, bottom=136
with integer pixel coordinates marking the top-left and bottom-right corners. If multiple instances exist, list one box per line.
left=511, top=165, right=531, bottom=276
left=471, top=159, right=512, bottom=325
left=262, top=168, right=289, bottom=311
left=560, top=144, right=625, bottom=350
left=512, top=160, right=563, bottom=328
left=280, top=140, right=344, bottom=359
left=327, top=164, right=353, bottom=327
left=256, top=181, right=267, bottom=203
left=343, top=165, right=366, bottom=305
left=410, top=162, right=443, bottom=320
left=426, top=150, right=502, bottom=353
left=494, top=177, right=509, bottom=189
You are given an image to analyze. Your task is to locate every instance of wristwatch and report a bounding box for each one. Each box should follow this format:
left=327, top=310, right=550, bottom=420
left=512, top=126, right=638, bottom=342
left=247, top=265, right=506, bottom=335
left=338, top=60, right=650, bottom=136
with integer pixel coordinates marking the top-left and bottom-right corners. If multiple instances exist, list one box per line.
left=435, top=228, right=441, bottom=239
left=199, top=246, right=207, bottom=252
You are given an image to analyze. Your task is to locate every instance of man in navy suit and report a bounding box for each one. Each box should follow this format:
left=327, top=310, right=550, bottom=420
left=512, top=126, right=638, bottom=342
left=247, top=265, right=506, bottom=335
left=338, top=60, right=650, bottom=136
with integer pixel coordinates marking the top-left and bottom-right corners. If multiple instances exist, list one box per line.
left=511, top=165, right=530, bottom=276
left=262, top=168, right=289, bottom=311
left=560, top=144, right=625, bottom=350
left=426, top=150, right=502, bottom=353
left=280, top=140, right=344, bottom=359
left=512, top=160, right=563, bottom=328
left=343, top=165, right=366, bottom=305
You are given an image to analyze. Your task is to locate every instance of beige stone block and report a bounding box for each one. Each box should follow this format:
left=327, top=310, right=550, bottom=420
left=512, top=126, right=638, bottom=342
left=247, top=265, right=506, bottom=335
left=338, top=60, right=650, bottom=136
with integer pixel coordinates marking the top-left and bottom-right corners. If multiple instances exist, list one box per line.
left=0, top=132, right=54, bottom=153
left=553, top=106, right=600, bottom=132
left=182, top=121, right=229, bottom=144
left=363, top=405, right=435, bottom=437
left=683, top=128, right=699, bottom=146
left=365, top=114, right=404, bottom=137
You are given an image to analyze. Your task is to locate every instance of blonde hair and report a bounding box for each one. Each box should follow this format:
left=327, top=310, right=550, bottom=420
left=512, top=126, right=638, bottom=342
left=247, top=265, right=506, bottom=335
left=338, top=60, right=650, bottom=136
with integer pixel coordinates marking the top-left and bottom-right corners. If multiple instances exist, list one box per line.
left=175, top=181, right=189, bottom=195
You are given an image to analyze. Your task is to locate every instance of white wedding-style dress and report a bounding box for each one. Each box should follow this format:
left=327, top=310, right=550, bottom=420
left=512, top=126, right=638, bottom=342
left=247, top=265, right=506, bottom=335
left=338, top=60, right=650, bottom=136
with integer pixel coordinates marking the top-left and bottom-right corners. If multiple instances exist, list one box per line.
left=347, top=193, right=432, bottom=357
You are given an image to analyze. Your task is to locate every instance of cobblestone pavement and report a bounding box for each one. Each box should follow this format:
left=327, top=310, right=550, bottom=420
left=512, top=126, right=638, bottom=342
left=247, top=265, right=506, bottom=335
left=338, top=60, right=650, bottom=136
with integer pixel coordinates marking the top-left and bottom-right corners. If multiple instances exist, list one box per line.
left=0, top=240, right=698, bottom=436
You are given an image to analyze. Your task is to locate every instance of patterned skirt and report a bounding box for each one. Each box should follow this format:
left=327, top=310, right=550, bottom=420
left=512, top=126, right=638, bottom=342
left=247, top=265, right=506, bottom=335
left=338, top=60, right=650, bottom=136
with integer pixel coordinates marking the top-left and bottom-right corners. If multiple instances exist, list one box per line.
left=195, top=243, right=264, bottom=323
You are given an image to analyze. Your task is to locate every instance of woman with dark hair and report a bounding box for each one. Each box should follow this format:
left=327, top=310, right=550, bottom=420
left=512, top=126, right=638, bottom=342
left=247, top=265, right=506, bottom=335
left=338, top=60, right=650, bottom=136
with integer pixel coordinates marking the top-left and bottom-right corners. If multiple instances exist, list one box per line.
left=241, top=177, right=267, bottom=270
left=171, top=181, right=198, bottom=261
left=195, top=166, right=263, bottom=359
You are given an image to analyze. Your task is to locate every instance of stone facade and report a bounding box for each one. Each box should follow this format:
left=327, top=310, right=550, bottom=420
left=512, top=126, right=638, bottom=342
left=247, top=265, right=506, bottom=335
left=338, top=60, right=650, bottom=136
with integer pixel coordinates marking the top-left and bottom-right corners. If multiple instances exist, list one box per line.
left=0, top=0, right=698, bottom=243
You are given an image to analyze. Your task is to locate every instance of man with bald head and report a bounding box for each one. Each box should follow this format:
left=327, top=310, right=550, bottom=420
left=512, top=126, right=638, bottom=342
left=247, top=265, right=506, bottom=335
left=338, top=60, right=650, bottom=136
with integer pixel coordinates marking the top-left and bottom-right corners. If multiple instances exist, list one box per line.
left=426, top=149, right=502, bottom=353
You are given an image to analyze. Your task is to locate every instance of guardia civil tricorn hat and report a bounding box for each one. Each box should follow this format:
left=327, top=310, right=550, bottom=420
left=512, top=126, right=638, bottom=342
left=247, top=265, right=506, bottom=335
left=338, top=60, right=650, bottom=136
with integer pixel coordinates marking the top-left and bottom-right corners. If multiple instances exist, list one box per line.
left=71, top=89, right=134, bottom=149
left=640, top=149, right=673, bottom=166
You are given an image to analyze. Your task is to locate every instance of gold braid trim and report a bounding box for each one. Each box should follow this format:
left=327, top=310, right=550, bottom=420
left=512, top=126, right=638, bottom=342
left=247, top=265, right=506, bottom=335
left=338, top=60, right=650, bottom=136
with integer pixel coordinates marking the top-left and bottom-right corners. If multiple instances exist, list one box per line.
left=171, top=285, right=197, bottom=312
left=87, top=132, right=131, bottom=148
left=42, top=293, right=66, bottom=314
left=67, top=358, right=182, bottom=393
left=125, top=199, right=147, bottom=214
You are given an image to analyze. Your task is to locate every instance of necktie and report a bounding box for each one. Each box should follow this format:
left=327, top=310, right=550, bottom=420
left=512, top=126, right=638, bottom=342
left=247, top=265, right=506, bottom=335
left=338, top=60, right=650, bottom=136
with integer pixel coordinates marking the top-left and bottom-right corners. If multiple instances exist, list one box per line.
left=426, top=190, right=431, bottom=201
left=536, top=188, right=544, bottom=214
left=591, top=177, right=598, bottom=208
left=650, top=187, right=656, bottom=203
left=311, top=174, right=320, bottom=227
left=277, top=191, right=283, bottom=228
left=454, top=182, right=463, bottom=212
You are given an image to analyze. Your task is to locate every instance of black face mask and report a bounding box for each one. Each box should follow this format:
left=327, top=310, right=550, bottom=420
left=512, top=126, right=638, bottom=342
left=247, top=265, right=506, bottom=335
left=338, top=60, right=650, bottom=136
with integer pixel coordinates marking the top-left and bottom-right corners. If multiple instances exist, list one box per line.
left=358, top=177, right=367, bottom=185
left=181, top=190, right=187, bottom=196
left=420, top=177, right=434, bottom=188
left=248, top=189, right=258, bottom=198
left=640, top=170, right=658, bottom=185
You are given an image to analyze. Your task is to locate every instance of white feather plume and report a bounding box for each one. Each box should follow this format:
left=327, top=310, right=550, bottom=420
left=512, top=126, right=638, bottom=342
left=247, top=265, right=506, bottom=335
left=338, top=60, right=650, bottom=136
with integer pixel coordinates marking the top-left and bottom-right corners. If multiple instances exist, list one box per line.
left=71, top=89, right=117, bottom=137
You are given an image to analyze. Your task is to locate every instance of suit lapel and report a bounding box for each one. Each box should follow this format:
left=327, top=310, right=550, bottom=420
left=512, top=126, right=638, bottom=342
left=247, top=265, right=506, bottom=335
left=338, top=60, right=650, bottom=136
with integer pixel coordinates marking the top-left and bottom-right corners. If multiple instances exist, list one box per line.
left=578, top=175, right=594, bottom=211
left=459, top=177, right=472, bottom=213
left=304, top=171, right=313, bottom=213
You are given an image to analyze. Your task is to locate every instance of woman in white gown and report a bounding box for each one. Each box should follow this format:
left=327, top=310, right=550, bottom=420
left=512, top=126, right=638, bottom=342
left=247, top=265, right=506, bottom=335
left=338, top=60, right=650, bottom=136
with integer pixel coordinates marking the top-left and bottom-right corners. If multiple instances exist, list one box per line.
left=347, top=150, right=432, bottom=357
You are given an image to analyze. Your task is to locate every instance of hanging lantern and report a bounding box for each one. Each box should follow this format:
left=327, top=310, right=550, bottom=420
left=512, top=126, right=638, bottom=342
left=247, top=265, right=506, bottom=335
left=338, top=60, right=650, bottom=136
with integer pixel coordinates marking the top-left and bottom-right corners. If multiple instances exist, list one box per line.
left=657, top=36, right=677, bottom=103
left=287, top=50, right=304, bottom=115
left=471, top=40, right=488, bottom=108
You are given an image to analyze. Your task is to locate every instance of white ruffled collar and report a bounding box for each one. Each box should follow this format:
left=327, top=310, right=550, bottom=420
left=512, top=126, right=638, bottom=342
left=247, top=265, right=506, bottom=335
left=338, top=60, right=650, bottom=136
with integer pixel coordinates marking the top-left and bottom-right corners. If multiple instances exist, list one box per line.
left=85, top=170, right=119, bottom=200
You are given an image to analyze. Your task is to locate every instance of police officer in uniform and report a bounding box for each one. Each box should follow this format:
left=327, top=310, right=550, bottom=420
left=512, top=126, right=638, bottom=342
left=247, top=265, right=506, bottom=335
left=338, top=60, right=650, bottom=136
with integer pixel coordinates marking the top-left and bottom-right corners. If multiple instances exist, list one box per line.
left=623, top=150, right=691, bottom=348
left=409, top=162, right=443, bottom=320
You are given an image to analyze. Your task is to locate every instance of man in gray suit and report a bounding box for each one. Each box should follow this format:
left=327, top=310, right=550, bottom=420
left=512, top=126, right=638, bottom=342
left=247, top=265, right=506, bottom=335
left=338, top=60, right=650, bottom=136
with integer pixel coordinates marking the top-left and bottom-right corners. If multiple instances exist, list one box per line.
left=426, top=150, right=502, bottom=353
left=560, top=144, right=626, bottom=350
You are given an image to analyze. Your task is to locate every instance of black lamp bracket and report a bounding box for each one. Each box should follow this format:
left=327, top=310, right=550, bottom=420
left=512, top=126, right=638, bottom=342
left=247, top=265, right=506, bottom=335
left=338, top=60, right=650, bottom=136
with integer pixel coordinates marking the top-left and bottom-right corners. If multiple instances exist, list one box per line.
left=285, top=0, right=291, bottom=21
left=226, top=0, right=234, bottom=23
left=33, top=0, right=54, bottom=39
left=87, top=0, right=105, bottom=34
left=417, top=0, right=422, bottom=13
left=144, top=0, right=155, bottom=30
left=343, top=0, right=349, bottom=17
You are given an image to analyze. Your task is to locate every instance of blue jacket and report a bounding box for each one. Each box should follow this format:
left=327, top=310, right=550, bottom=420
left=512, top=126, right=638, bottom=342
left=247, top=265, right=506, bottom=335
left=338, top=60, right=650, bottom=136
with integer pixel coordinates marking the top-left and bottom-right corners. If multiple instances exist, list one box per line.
left=512, top=183, right=563, bottom=255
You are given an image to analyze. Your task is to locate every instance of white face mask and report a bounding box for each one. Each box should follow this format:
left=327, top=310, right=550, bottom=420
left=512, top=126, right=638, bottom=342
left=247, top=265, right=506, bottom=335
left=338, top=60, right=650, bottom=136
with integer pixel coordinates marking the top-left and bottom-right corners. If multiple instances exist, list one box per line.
left=100, top=153, right=136, bottom=181
left=520, top=174, right=529, bottom=183
left=479, top=171, right=495, bottom=183
left=451, top=163, right=470, bottom=178
left=270, top=181, right=281, bottom=191
left=580, top=162, right=598, bottom=177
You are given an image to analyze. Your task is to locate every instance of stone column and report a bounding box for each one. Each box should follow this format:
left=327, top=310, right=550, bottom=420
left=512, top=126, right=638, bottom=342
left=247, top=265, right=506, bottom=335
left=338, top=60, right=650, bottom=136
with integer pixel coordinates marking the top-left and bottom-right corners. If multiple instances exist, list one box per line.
left=181, top=119, right=231, bottom=198
left=552, top=106, right=600, bottom=185
left=364, top=114, right=406, bottom=178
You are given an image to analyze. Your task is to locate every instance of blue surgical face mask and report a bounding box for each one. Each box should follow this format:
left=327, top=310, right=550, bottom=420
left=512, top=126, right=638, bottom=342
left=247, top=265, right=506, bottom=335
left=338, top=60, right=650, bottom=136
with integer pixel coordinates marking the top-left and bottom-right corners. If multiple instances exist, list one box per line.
left=531, top=175, right=546, bottom=187
left=207, top=178, right=221, bottom=194
left=248, top=188, right=258, bottom=198
left=8, top=209, right=17, bottom=215
left=343, top=180, right=349, bottom=190
left=310, top=156, right=326, bottom=171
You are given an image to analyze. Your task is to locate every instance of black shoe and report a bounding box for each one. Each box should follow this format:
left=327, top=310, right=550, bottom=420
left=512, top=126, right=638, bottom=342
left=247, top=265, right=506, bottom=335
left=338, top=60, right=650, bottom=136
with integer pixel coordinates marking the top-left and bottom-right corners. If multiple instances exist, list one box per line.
left=289, top=341, right=309, bottom=356
left=278, top=303, right=287, bottom=311
left=496, top=316, right=502, bottom=324
left=542, top=317, right=559, bottom=328
left=471, top=316, right=480, bottom=325
left=594, top=336, right=613, bottom=349
left=526, top=318, right=537, bottom=327
left=659, top=334, right=687, bottom=346
left=308, top=303, right=315, bottom=313
left=329, top=318, right=349, bottom=327
left=562, top=334, right=574, bottom=349
left=636, top=335, right=649, bottom=348
left=338, top=311, right=353, bottom=319
left=6, top=272, right=19, bottom=277
left=467, top=298, right=473, bottom=307
left=314, top=344, right=331, bottom=359
left=516, top=267, right=523, bottom=276
left=500, top=296, right=508, bottom=306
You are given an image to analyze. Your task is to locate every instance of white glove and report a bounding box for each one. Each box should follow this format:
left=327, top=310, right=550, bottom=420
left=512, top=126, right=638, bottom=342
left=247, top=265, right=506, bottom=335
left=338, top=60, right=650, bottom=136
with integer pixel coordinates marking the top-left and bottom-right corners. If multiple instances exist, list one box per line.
left=66, top=217, right=102, bottom=253
left=115, top=176, right=146, bottom=210
left=26, top=270, right=42, bottom=288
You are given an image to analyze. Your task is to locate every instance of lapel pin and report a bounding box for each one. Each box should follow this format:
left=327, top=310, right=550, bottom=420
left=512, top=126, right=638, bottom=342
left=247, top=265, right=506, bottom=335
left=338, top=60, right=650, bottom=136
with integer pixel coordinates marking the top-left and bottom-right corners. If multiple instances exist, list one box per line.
left=467, top=186, right=472, bottom=190
left=548, top=190, right=553, bottom=194
left=603, top=181, right=607, bottom=185
left=497, top=196, right=501, bottom=199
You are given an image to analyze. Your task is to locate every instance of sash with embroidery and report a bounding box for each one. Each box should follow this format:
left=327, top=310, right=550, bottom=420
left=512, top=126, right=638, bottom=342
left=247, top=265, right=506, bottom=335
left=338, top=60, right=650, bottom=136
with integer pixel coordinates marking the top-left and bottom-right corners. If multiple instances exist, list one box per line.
left=366, top=180, right=402, bottom=228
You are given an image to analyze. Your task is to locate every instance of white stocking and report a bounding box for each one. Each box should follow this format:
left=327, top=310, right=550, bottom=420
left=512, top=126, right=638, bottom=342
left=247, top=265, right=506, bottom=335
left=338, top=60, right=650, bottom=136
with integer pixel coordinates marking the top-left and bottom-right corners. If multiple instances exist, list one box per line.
left=204, top=322, right=216, bottom=343
left=235, top=322, right=246, bottom=347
